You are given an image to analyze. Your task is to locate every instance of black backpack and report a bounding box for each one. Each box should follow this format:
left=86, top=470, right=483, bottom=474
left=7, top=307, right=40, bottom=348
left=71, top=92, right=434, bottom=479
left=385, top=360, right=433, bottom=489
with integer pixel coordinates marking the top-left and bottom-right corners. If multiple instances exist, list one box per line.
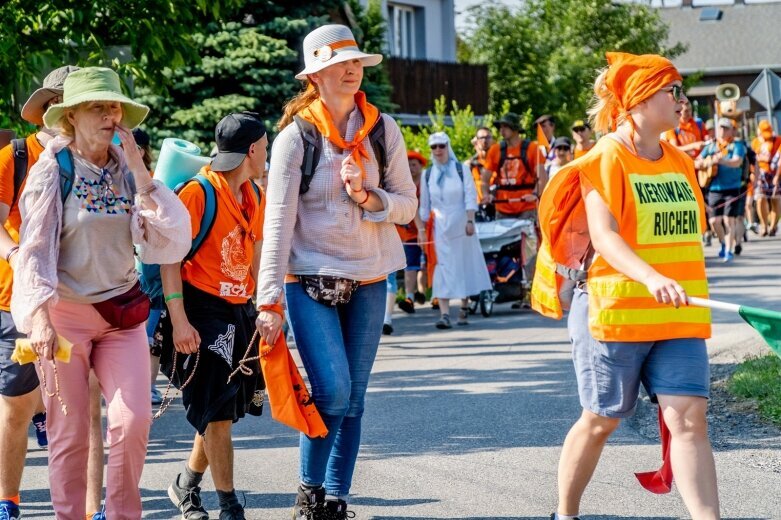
left=293, top=115, right=387, bottom=195
left=10, top=139, right=29, bottom=207
left=498, top=139, right=531, bottom=175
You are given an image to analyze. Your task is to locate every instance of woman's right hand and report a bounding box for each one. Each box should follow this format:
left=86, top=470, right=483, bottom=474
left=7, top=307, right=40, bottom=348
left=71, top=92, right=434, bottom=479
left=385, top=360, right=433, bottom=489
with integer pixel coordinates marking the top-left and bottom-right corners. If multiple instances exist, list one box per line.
left=172, top=319, right=201, bottom=354
left=30, top=307, right=57, bottom=360
left=642, top=271, right=687, bottom=308
left=256, top=310, right=283, bottom=346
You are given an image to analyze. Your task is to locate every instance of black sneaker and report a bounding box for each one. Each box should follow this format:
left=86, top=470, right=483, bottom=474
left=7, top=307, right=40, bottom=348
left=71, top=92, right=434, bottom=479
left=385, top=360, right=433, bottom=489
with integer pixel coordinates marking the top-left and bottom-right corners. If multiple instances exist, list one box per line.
left=414, top=291, right=426, bottom=305
left=734, top=243, right=742, bottom=255
left=219, top=503, right=245, bottom=520
left=293, top=485, right=325, bottom=520
left=324, top=499, right=355, bottom=519
left=382, top=323, right=393, bottom=335
left=398, top=297, right=415, bottom=314
left=168, top=474, right=209, bottom=520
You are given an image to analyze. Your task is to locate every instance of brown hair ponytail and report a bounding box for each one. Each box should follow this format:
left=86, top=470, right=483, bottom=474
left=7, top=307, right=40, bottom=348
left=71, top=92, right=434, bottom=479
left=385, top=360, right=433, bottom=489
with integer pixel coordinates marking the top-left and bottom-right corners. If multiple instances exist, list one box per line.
left=278, top=82, right=320, bottom=130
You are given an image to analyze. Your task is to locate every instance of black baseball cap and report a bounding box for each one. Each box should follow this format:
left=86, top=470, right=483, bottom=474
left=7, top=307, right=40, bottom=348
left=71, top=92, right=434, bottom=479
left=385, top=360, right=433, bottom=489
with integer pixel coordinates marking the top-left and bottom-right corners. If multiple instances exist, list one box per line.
left=211, top=112, right=267, bottom=172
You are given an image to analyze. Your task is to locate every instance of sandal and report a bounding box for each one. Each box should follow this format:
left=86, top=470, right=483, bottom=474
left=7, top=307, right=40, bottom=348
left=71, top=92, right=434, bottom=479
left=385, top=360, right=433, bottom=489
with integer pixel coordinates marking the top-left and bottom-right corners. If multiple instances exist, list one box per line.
left=435, top=314, right=452, bottom=329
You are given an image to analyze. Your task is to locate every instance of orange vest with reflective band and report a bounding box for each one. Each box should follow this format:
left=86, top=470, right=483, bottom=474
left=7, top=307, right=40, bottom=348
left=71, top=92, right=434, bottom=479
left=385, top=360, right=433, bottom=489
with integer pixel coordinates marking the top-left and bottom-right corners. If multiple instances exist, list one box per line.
left=532, top=137, right=711, bottom=342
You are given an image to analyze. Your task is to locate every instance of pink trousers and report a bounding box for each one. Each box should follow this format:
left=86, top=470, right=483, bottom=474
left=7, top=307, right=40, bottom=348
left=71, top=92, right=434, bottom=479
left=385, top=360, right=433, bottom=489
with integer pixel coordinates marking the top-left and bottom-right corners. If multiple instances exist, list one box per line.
left=37, top=299, right=151, bottom=519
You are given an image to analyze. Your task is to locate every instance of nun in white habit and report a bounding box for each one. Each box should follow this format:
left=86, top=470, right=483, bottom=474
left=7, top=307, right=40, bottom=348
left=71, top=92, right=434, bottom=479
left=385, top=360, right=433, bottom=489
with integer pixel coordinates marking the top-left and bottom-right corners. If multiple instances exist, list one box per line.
left=419, top=132, right=491, bottom=329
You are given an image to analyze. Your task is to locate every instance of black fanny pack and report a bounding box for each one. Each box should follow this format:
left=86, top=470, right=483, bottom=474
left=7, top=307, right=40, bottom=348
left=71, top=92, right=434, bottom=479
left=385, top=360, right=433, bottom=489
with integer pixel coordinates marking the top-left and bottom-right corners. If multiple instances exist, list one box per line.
left=299, top=275, right=360, bottom=306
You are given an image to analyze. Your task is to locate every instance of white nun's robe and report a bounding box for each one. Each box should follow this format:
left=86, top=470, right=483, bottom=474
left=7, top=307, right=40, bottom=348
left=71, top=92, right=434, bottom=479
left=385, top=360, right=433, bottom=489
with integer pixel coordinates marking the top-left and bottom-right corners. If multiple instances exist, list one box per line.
left=419, top=160, right=492, bottom=299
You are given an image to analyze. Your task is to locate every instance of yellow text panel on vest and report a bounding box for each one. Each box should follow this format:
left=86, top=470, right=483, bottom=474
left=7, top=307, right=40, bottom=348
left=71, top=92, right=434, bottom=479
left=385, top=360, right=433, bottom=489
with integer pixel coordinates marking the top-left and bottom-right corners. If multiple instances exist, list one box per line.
left=628, top=172, right=702, bottom=245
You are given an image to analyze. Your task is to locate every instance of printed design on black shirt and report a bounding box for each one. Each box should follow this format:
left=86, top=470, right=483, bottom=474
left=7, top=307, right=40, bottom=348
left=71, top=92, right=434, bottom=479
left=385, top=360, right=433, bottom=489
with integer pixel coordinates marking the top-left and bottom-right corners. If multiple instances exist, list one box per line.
left=73, top=175, right=132, bottom=214
left=207, top=324, right=235, bottom=367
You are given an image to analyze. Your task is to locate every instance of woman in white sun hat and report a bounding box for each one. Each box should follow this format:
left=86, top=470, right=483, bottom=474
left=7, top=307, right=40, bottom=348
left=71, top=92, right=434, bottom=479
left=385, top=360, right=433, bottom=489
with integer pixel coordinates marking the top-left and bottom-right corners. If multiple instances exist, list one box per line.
left=256, top=24, right=417, bottom=520
left=11, top=66, right=191, bottom=519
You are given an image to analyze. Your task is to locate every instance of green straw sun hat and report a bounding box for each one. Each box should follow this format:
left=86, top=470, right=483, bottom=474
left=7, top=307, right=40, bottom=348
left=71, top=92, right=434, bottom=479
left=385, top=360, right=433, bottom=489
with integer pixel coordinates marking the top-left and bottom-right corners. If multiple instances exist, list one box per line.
left=42, top=67, right=150, bottom=130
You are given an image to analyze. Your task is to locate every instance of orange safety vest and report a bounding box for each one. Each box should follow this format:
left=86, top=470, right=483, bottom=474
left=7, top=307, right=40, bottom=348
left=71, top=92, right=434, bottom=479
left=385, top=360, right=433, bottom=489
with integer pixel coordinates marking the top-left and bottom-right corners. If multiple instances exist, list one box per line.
left=532, top=138, right=711, bottom=342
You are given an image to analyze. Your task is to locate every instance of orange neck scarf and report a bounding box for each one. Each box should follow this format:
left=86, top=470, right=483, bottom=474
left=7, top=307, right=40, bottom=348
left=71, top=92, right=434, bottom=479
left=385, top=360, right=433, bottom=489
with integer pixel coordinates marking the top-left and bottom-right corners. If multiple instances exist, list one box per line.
left=201, top=165, right=259, bottom=242
left=605, top=52, right=682, bottom=154
left=297, top=91, right=380, bottom=180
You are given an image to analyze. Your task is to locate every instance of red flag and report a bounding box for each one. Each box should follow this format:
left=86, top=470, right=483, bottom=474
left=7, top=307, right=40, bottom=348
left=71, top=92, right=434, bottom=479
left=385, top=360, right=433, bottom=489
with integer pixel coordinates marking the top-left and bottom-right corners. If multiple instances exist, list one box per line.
left=635, top=407, right=673, bottom=493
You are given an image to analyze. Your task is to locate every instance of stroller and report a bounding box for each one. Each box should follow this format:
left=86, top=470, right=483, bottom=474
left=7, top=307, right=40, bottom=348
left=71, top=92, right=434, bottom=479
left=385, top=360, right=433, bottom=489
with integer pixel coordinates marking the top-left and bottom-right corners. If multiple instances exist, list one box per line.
left=469, top=204, right=537, bottom=317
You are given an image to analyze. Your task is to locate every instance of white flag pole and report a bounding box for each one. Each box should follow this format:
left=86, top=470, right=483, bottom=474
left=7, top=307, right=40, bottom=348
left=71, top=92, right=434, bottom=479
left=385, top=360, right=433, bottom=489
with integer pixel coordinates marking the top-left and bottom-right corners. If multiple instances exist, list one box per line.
left=688, top=296, right=741, bottom=313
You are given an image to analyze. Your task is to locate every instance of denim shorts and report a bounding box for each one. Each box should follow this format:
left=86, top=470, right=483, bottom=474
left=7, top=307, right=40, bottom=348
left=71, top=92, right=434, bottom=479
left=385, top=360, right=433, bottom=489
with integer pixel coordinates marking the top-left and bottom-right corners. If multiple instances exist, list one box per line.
left=403, top=244, right=422, bottom=271
left=0, top=310, right=38, bottom=397
left=568, top=290, right=709, bottom=418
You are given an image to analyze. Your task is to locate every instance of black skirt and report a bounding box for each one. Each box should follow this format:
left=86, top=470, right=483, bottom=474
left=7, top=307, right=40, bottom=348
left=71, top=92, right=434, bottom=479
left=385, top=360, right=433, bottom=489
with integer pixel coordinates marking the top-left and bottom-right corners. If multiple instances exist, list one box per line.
left=159, top=283, right=264, bottom=434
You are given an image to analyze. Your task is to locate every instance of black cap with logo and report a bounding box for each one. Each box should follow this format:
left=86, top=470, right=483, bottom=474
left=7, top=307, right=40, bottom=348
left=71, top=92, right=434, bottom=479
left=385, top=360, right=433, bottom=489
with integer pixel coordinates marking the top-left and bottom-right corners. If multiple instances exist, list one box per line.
left=211, top=111, right=267, bottom=172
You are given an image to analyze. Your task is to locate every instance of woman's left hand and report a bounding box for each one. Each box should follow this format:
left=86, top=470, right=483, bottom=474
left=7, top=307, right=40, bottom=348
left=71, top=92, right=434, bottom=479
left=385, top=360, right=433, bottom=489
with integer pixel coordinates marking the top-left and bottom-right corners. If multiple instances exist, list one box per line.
left=341, top=155, right=363, bottom=197
left=465, top=221, right=475, bottom=236
left=115, top=125, right=148, bottom=177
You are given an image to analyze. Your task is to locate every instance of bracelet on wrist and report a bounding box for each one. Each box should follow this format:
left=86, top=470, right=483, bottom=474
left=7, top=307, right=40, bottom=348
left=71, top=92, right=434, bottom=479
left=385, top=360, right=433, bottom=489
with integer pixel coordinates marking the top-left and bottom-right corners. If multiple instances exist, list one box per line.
left=164, top=292, right=183, bottom=303
left=5, top=246, right=19, bottom=263
left=356, top=188, right=370, bottom=205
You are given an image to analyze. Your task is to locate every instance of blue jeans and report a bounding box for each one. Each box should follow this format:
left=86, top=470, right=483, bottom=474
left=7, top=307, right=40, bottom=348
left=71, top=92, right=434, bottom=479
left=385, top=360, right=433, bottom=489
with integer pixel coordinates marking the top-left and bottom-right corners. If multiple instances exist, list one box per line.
left=285, top=280, right=385, bottom=496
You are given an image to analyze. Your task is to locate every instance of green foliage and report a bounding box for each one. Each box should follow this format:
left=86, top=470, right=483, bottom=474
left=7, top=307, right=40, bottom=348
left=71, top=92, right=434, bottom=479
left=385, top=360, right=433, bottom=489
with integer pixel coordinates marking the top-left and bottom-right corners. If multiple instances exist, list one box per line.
left=461, top=0, right=686, bottom=130
left=399, top=96, right=495, bottom=163
left=136, top=0, right=395, bottom=152
left=136, top=1, right=343, bottom=151
left=0, top=0, right=242, bottom=136
left=728, top=354, right=781, bottom=426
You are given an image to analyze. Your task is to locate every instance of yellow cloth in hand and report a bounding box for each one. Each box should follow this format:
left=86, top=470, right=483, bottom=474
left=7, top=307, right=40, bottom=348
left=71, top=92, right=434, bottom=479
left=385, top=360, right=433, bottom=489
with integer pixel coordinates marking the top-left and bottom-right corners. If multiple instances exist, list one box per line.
left=11, top=336, right=73, bottom=364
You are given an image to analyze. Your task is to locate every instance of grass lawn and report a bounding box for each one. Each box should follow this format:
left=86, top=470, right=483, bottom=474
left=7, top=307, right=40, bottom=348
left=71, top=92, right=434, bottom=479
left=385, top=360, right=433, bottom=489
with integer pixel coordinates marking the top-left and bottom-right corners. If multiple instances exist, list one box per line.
left=728, top=354, right=781, bottom=426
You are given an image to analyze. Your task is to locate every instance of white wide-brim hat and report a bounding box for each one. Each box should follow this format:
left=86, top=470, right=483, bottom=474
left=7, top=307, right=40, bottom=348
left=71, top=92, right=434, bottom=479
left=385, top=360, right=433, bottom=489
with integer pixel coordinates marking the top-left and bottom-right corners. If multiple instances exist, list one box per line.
left=295, top=24, right=383, bottom=81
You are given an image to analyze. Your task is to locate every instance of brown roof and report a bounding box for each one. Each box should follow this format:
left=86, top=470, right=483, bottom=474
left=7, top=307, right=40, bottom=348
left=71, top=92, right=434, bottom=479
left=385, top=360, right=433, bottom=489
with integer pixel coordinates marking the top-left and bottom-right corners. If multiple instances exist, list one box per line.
left=659, top=3, right=781, bottom=75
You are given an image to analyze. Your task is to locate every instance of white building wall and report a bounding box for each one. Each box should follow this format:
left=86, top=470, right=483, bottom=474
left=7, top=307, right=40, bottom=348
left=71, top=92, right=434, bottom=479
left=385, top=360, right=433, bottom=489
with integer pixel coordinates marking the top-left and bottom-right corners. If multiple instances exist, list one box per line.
left=361, top=0, right=456, bottom=62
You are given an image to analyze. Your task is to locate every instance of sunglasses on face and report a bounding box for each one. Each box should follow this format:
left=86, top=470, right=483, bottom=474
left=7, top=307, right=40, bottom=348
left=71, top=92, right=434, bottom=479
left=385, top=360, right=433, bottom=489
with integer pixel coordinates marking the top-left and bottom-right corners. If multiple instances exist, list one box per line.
left=430, top=144, right=447, bottom=150
left=572, top=126, right=587, bottom=133
left=661, top=85, right=685, bottom=102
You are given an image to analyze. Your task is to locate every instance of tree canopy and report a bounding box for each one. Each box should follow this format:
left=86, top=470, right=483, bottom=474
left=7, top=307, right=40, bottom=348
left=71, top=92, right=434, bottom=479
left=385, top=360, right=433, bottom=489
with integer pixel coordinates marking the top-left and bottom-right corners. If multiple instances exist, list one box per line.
left=460, top=0, right=686, bottom=129
left=0, top=0, right=243, bottom=133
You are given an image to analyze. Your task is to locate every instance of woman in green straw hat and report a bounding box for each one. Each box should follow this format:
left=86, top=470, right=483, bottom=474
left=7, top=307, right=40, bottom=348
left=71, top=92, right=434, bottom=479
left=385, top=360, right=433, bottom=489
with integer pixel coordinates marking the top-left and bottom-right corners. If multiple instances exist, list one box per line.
left=10, top=66, right=192, bottom=519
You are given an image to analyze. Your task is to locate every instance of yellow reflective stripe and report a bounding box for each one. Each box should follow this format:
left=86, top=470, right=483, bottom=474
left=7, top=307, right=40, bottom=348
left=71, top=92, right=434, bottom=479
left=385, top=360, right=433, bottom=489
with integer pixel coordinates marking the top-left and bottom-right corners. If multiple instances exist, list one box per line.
left=593, top=306, right=711, bottom=326
left=635, top=245, right=704, bottom=265
left=588, top=279, right=708, bottom=299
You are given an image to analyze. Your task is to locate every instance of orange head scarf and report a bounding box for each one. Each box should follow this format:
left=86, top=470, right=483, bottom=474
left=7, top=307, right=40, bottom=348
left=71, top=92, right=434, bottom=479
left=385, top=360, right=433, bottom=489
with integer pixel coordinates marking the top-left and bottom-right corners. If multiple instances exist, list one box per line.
left=297, top=89, right=380, bottom=180
left=604, top=51, right=682, bottom=136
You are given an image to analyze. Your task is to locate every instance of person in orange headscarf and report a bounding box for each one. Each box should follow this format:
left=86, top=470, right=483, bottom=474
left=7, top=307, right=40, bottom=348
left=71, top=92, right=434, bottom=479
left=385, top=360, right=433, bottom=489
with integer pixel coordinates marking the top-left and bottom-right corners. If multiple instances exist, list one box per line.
left=539, top=52, right=719, bottom=520
left=255, top=24, right=417, bottom=519
left=751, top=119, right=781, bottom=235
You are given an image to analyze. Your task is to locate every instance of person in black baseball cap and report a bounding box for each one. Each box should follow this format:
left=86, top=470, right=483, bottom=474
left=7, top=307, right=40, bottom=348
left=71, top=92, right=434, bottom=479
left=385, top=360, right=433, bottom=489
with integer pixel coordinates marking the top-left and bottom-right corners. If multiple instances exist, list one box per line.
left=160, top=111, right=268, bottom=520
left=211, top=112, right=267, bottom=172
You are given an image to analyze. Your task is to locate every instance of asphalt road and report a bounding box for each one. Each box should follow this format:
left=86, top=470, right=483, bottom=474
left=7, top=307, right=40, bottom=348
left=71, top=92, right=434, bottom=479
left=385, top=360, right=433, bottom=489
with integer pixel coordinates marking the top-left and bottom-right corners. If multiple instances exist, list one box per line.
left=19, top=234, right=781, bottom=519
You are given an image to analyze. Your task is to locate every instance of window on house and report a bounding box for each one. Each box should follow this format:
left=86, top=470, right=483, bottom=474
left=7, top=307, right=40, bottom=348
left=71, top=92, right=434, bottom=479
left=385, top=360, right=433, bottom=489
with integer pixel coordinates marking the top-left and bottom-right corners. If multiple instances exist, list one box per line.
left=387, top=3, right=419, bottom=58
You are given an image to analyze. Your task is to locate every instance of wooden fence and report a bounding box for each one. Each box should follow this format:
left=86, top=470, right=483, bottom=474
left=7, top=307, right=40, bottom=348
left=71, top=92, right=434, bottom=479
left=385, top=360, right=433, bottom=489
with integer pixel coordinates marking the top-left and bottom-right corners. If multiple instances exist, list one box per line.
left=386, top=58, right=488, bottom=115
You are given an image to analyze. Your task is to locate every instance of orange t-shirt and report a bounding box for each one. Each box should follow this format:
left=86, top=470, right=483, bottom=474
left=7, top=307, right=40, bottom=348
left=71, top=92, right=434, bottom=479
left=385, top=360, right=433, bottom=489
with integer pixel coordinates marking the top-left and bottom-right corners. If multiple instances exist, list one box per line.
left=179, top=168, right=265, bottom=304
left=574, top=142, right=594, bottom=159
left=484, top=140, right=543, bottom=215
left=751, top=136, right=781, bottom=174
left=0, top=134, right=44, bottom=311
left=469, top=154, right=488, bottom=202
left=663, top=118, right=705, bottom=158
